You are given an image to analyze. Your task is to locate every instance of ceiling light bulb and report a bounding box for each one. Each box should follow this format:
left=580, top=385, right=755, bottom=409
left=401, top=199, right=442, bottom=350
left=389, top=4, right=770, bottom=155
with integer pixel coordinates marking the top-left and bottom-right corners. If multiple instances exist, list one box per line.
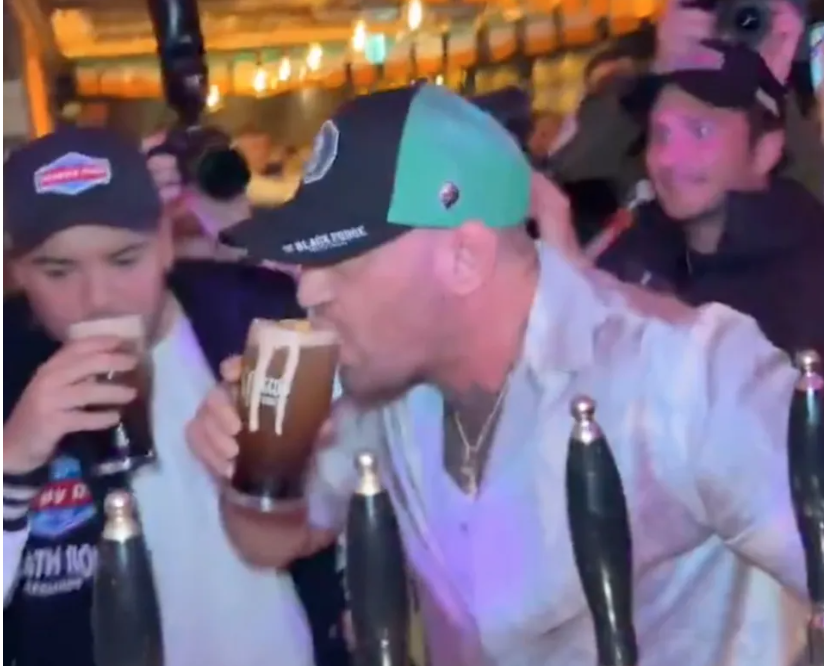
left=407, top=0, right=423, bottom=31
left=252, top=67, right=267, bottom=93
left=278, top=58, right=291, bottom=81
left=352, top=20, right=367, bottom=52
left=306, top=44, right=323, bottom=72
left=206, top=84, right=221, bottom=109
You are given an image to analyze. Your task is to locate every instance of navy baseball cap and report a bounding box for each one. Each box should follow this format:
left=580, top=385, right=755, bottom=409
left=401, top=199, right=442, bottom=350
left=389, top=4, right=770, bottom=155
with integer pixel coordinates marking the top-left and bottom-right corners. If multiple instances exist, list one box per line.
left=623, top=40, right=787, bottom=121
left=4, top=126, right=162, bottom=254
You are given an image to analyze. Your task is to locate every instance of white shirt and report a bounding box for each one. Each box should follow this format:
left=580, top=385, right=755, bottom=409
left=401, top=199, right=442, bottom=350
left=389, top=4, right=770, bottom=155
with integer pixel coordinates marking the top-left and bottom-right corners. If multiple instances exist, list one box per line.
left=308, top=245, right=808, bottom=666
left=131, top=312, right=314, bottom=666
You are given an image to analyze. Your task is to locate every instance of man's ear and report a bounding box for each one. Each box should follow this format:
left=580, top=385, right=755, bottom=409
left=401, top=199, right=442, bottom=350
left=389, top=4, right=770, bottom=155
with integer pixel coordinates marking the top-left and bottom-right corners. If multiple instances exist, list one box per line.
left=432, top=222, right=498, bottom=297
left=758, top=0, right=804, bottom=83
left=753, top=129, right=785, bottom=177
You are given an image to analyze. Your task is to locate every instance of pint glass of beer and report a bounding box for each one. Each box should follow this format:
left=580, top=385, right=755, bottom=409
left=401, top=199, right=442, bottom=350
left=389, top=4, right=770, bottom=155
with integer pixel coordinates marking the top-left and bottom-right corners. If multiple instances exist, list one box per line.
left=68, top=315, right=154, bottom=476
left=228, top=318, right=338, bottom=512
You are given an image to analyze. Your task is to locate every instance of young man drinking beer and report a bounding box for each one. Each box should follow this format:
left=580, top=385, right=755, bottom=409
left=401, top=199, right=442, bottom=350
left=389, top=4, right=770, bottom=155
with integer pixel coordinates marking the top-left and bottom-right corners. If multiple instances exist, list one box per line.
left=3, top=127, right=350, bottom=666
left=189, top=85, right=808, bottom=666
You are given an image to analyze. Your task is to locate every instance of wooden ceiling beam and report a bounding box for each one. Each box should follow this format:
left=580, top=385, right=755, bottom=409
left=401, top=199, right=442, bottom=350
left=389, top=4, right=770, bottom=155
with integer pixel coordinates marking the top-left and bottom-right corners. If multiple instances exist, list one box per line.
left=7, top=0, right=61, bottom=65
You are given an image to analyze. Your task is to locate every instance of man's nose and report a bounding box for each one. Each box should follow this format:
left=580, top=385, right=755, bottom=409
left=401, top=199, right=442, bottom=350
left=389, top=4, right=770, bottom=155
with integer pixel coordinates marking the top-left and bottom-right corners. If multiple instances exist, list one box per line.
left=296, top=267, right=333, bottom=311
left=654, top=130, right=694, bottom=167
left=80, top=270, right=116, bottom=314
left=649, top=143, right=680, bottom=172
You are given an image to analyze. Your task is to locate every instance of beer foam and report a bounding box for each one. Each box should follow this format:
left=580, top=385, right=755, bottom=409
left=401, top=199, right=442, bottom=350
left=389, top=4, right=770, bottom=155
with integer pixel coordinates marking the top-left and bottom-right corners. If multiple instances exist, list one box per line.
left=279, top=319, right=313, bottom=333
left=248, top=318, right=338, bottom=348
left=246, top=318, right=337, bottom=435
left=68, top=315, right=145, bottom=341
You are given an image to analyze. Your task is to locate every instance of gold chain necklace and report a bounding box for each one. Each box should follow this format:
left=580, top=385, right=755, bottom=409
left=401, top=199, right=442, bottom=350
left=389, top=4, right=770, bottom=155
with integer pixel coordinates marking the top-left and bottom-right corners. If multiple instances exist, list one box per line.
left=452, top=378, right=510, bottom=496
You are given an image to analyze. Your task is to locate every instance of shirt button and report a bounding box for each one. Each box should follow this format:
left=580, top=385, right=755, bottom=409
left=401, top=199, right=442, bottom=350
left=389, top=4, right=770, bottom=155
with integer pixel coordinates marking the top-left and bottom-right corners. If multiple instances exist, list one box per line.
left=460, top=521, right=469, bottom=533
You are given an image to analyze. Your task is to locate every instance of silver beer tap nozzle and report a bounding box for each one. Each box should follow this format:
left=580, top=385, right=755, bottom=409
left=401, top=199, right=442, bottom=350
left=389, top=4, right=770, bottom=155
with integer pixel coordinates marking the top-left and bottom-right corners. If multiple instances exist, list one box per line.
left=571, top=395, right=596, bottom=420
left=104, top=489, right=133, bottom=515
left=570, top=395, right=604, bottom=446
left=355, top=451, right=377, bottom=473
left=101, top=489, right=141, bottom=542
left=354, top=451, right=382, bottom=497
left=796, top=350, right=822, bottom=374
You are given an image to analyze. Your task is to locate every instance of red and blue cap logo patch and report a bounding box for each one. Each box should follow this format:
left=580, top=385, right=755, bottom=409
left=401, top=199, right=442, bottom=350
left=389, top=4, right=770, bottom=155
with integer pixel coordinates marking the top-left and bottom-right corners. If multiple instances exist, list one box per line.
left=34, top=152, right=112, bottom=196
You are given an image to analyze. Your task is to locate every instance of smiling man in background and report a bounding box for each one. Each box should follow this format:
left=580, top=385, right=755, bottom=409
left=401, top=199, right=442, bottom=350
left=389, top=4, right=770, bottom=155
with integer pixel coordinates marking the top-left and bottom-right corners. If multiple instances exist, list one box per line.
left=595, top=40, right=824, bottom=356
left=547, top=0, right=823, bottom=209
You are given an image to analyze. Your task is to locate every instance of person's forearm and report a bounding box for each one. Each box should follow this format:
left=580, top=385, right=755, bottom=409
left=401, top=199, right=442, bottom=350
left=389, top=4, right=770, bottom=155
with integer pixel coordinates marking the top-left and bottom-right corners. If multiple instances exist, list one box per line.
left=689, top=311, right=808, bottom=598
left=220, top=497, right=337, bottom=570
left=3, top=469, right=47, bottom=604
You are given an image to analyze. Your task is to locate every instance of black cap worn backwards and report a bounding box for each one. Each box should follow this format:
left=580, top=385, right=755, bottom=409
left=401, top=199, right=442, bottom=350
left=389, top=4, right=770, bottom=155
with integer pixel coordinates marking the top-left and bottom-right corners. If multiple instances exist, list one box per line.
left=623, top=40, right=787, bottom=121
left=4, top=127, right=162, bottom=254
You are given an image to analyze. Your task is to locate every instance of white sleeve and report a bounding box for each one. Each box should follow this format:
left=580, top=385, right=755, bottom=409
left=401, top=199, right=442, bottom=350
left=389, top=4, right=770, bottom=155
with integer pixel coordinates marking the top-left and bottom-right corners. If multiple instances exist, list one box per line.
left=305, top=377, right=384, bottom=533
left=3, top=475, right=41, bottom=605
left=305, top=406, right=384, bottom=533
left=685, top=309, right=806, bottom=598
left=4, top=523, right=29, bottom=605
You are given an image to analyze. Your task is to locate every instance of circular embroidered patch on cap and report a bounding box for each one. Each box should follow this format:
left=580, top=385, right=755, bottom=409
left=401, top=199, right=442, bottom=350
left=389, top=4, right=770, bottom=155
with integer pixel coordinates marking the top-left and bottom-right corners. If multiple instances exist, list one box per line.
left=303, top=120, right=340, bottom=185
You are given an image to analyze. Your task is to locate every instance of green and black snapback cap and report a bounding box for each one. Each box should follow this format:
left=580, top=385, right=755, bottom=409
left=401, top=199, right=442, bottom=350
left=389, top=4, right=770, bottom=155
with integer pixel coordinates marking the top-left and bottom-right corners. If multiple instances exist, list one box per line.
left=221, top=83, right=532, bottom=266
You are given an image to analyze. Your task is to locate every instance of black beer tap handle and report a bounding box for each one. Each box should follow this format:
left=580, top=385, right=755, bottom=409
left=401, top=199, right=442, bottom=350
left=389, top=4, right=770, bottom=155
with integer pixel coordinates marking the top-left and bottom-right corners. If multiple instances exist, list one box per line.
left=788, top=350, right=824, bottom=666
left=146, top=0, right=208, bottom=125
left=566, top=396, right=638, bottom=666
left=345, top=452, right=410, bottom=666
left=789, top=350, right=824, bottom=604
left=92, top=489, right=163, bottom=666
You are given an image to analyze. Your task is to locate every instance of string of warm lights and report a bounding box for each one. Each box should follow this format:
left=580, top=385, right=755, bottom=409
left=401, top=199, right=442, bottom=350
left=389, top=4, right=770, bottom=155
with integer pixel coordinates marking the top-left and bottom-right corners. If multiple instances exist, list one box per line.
left=205, top=42, right=325, bottom=106
left=206, top=0, right=427, bottom=106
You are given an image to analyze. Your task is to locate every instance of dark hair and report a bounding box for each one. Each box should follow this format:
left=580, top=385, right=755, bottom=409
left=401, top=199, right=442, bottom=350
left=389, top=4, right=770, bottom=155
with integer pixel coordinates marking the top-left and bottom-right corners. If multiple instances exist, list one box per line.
left=583, top=24, right=656, bottom=82
left=746, top=104, right=783, bottom=144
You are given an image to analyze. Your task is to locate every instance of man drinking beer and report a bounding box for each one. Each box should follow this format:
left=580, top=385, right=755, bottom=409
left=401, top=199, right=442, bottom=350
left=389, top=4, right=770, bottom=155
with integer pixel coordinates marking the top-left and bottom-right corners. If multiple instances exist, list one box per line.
left=189, top=85, right=807, bottom=665
left=3, top=127, right=349, bottom=666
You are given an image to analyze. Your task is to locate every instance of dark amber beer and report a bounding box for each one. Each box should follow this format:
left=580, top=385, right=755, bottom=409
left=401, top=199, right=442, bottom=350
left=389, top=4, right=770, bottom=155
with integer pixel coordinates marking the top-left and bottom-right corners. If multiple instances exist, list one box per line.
left=68, top=315, right=155, bottom=476
left=229, top=318, right=338, bottom=512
